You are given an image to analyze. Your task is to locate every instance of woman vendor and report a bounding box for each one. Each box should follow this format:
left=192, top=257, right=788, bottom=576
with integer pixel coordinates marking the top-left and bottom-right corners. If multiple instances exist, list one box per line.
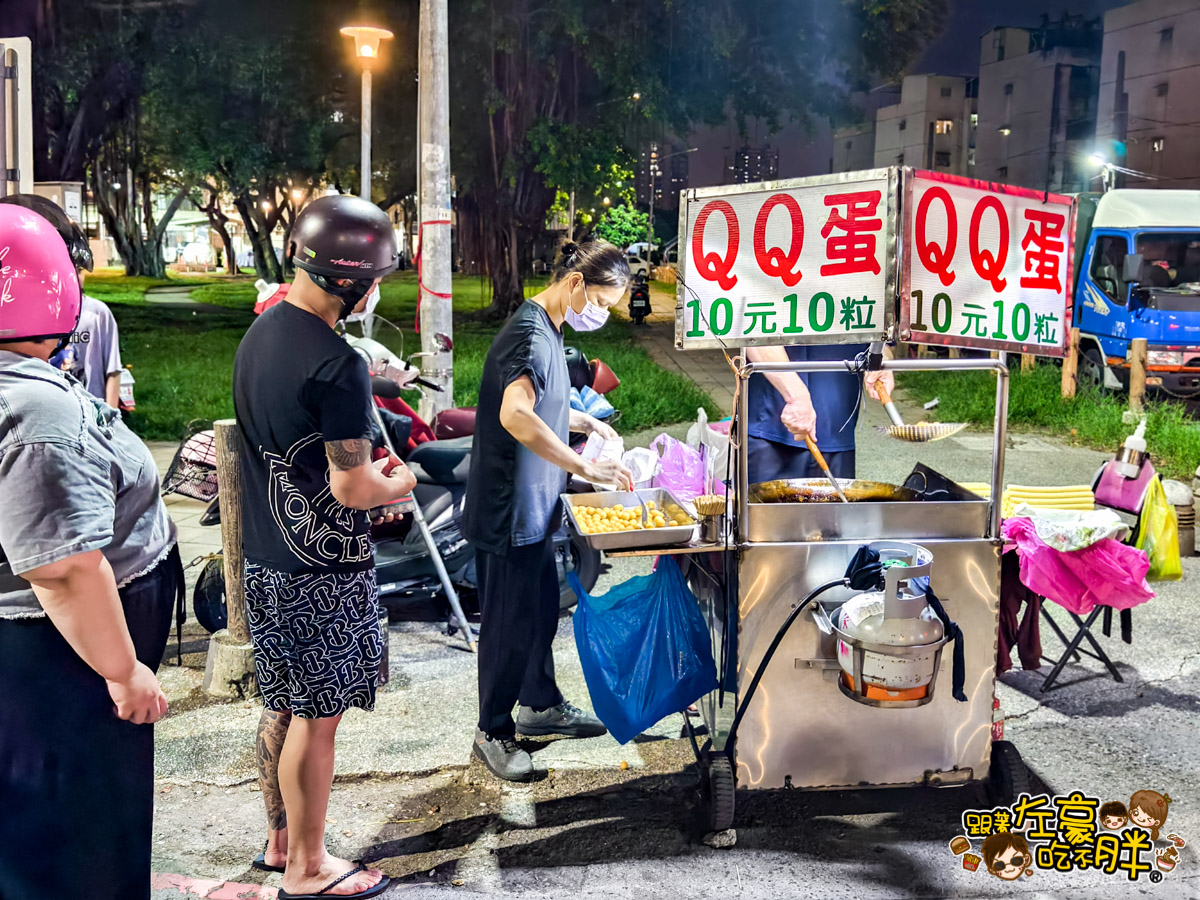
left=463, top=238, right=634, bottom=782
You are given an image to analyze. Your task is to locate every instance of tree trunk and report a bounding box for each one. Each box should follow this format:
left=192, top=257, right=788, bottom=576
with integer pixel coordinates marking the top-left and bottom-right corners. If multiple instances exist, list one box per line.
left=484, top=216, right=524, bottom=317
left=233, top=195, right=283, bottom=283
left=196, top=189, right=239, bottom=275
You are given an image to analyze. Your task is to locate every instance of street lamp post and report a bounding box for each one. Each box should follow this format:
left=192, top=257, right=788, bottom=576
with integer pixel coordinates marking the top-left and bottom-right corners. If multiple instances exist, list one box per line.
left=341, top=25, right=394, bottom=201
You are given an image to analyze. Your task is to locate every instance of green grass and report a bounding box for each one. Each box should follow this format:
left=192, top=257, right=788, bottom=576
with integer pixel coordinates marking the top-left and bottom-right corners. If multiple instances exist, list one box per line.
left=898, top=364, right=1200, bottom=480
left=113, top=305, right=251, bottom=439
left=85, top=268, right=231, bottom=307
left=108, top=271, right=716, bottom=440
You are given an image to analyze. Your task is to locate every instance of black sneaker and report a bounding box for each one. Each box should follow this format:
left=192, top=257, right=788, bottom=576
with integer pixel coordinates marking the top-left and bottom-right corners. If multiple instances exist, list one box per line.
left=516, top=701, right=607, bottom=738
left=472, top=728, right=534, bottom=781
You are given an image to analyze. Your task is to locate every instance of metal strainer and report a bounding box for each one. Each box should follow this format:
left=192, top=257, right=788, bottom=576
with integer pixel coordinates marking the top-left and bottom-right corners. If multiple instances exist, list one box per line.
left=875, top=384, right=968, bottom=443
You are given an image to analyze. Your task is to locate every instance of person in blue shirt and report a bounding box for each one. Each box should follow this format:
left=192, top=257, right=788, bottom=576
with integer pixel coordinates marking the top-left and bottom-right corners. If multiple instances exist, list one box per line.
left=745, top=343, right=893, bottom=483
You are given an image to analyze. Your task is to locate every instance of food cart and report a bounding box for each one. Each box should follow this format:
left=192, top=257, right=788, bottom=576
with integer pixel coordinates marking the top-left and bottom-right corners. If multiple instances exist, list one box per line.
left=566, top=168, right=1078, bottom=830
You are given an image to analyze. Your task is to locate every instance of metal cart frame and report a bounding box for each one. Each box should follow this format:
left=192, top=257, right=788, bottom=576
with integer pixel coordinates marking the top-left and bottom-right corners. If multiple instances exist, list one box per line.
left=667, top=355, right=1030, bottom=830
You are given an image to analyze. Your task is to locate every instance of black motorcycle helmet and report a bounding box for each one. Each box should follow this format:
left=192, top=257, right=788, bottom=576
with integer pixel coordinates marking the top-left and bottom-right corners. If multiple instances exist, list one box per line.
left=288, top=194, right=398, bottom=318
left=0, top=193, right=94, bottom=272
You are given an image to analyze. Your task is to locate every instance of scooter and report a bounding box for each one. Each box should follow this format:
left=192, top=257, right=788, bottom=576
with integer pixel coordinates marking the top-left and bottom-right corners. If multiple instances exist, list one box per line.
left=629, top=273, right=652, bottom=325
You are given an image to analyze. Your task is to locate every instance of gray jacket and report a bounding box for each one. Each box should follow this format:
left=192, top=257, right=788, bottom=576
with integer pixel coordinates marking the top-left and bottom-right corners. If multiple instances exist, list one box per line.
left=0, top=351, right=176, bottom=618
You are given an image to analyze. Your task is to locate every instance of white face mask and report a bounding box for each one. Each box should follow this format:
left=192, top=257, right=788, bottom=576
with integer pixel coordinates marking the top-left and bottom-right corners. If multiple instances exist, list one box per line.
left=565, top=282, right=610, bottom=332
left=346, top=284, right=381, bottom=323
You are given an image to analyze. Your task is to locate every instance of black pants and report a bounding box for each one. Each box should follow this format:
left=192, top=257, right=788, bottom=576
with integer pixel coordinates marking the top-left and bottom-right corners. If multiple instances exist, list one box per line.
left=747, top=435, right=856, bottom=483
left=0, top=547, right=181, bottom=900
left=476, top=534, right=564, bottom=736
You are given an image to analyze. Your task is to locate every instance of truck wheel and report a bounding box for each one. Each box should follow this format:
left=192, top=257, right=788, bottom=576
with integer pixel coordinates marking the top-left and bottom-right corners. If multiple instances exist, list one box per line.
left=1079, top=347, right=1109, bottom=391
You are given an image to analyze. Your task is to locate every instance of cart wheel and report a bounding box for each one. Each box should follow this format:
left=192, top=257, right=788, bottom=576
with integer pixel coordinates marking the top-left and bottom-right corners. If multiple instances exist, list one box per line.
left=988, top=740, right=1032, bottom=806
left=703, top=755, right=736, bottom=832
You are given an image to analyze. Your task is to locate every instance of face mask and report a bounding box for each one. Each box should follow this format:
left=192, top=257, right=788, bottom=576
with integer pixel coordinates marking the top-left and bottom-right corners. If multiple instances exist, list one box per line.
left=346, top=284, right=380, bottom=323
left=565, top=283, right=610, bottom=332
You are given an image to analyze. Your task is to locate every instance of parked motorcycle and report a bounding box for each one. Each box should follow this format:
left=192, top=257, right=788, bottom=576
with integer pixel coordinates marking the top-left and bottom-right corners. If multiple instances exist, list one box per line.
left=628, top=273, right=652, bottom=325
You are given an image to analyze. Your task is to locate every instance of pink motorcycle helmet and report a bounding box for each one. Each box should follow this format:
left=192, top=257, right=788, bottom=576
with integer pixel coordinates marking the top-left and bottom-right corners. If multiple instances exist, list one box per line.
left=0, top=204, right=82, bottom=343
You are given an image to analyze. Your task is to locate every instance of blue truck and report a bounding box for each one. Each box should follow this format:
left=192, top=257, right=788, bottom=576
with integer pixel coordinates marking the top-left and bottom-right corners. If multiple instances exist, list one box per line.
left=1072, top=189, right=1200, bottom=397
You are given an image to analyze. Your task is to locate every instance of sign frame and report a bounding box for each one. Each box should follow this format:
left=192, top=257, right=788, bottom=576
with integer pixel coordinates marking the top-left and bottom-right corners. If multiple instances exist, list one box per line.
left=899, top=168, right=1076, bottom=358
left=674, top=167, right=901, bottom=351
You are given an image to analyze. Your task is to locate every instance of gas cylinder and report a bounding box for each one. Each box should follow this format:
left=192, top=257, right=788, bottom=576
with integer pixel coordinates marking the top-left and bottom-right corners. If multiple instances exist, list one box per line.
left=833, top=542, right=946, bottom=703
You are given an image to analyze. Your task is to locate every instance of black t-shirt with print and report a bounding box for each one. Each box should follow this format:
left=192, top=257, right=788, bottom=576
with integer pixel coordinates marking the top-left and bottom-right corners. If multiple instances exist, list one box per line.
left=234, top=301, right=376, bottom=574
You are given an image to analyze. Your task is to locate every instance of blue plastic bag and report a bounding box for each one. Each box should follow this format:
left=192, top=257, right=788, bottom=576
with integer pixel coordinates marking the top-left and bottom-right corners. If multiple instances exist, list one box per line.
left=570, top=385, right=616, bottom=420
left=569, top=560, right=718, bottom=744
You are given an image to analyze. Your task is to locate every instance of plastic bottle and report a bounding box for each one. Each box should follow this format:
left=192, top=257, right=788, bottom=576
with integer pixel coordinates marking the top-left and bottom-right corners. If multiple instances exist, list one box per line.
left=1118, top=419, right=1147, bottom=478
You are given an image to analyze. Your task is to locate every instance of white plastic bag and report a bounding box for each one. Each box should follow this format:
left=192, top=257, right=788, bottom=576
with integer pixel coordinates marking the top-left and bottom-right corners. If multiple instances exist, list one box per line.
left=622, top=447, right=659, bottom=490
left=685, top=407, right=730, bottom=495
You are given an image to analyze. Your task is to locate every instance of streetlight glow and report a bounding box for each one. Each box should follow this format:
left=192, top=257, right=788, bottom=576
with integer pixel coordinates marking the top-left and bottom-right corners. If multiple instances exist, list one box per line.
left=340, top=25, right=394, bottom=61
left=1089, top=153, right=1106, bottom=167
left=341, top=23, right=394, bottom=201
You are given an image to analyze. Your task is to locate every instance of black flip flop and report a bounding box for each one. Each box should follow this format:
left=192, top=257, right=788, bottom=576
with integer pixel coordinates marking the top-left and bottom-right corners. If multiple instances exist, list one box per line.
left=251, top=840, right=285, bottom=874
left=277, top=866, right=391, bottom=899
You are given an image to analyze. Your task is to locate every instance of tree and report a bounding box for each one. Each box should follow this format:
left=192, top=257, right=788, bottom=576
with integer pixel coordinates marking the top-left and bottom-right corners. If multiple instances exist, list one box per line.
left=450, top=0, right=947, bottom=317
left=149, top=0, right=340, bottom=281
left=593, top=204, right=650, bottom=250
left=33, top=2, right=195, bottom=276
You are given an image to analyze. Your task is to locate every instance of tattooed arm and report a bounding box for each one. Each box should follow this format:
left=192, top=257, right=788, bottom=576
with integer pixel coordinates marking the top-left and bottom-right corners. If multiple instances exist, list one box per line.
left=325, top=438, right=418, bottom=510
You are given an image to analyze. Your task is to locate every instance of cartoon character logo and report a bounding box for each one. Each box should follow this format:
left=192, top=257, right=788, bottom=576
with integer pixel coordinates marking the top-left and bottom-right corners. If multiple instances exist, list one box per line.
left=981, top=832, right=1032, bottom=881
left=1129, top=791, right=1172, bottom=841
left=1100, top=801, right=1128, bottom=830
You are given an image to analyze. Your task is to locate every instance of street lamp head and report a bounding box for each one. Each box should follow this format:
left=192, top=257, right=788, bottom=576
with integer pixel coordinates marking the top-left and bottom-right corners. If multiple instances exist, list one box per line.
left=602, top=197, right=611, bottom=206
left=340, top=25, right=394, bottom=64
left=1088, top=153, right=1107, bottom=168
left=631, top=91, right=642, bottom=102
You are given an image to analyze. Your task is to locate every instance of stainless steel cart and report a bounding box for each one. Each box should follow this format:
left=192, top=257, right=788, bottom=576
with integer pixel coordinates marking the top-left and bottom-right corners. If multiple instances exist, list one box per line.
left=612, top=355, right=1028, bottom=830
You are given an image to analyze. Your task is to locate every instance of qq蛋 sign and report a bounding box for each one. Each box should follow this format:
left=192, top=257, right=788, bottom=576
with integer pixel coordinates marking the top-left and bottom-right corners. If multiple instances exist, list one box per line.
left=901, top=171, right=1075, bottom=358
left=675, top=169, right=899, bottom=350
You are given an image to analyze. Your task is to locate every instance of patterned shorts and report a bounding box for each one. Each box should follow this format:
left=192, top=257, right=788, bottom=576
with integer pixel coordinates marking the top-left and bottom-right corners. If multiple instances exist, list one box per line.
left=244, top=562, right=383, bottom=719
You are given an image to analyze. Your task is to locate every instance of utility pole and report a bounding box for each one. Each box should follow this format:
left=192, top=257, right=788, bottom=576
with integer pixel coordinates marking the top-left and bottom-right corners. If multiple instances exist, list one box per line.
left=418, top=0, right=453, bottom=419
left=646, top=143, right=657, bottom=260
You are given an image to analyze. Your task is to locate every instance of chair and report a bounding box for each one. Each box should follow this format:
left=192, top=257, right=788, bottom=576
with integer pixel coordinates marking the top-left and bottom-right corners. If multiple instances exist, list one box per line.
left=1034, top=463, right=1148, bottom=692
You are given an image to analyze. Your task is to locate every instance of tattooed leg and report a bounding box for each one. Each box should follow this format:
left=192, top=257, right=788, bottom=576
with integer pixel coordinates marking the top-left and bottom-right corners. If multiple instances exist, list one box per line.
left=257, top=707, right=292, bottom=865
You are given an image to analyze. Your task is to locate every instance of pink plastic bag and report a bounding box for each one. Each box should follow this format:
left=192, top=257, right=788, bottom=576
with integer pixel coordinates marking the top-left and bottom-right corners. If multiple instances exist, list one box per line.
left=651, top=434, right=705, bottom=502
left=1001, top=517, right=1154, bottom=615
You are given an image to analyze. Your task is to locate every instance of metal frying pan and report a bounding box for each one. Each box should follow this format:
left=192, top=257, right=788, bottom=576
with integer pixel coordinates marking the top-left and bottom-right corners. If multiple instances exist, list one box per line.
left=749, top=478, right=921, bottom=504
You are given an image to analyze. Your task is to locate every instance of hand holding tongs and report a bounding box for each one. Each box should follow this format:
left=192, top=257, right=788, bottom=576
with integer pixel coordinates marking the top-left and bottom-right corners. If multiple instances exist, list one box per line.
left=803, top=434, right=849, bottom=503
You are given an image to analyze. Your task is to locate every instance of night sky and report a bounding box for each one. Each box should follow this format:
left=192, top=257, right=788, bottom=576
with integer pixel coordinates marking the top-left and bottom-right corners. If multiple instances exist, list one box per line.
left=915, top=0, right=1130, bottom=74
left=687, top=0, right=1133, bottom=190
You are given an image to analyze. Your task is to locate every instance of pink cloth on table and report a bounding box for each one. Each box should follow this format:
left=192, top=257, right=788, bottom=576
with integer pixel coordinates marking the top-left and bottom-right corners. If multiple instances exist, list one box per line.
left=1001, top=517, right=1154, bottom=615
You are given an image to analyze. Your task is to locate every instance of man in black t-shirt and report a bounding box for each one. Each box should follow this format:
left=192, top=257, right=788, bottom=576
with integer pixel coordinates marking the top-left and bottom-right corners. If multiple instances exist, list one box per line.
left=233, top=196, right=412, bottom=900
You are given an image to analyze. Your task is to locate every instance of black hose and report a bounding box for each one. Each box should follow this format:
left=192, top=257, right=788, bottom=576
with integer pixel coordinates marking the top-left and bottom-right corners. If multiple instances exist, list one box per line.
left=724, top=577, right=849, bottom=755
